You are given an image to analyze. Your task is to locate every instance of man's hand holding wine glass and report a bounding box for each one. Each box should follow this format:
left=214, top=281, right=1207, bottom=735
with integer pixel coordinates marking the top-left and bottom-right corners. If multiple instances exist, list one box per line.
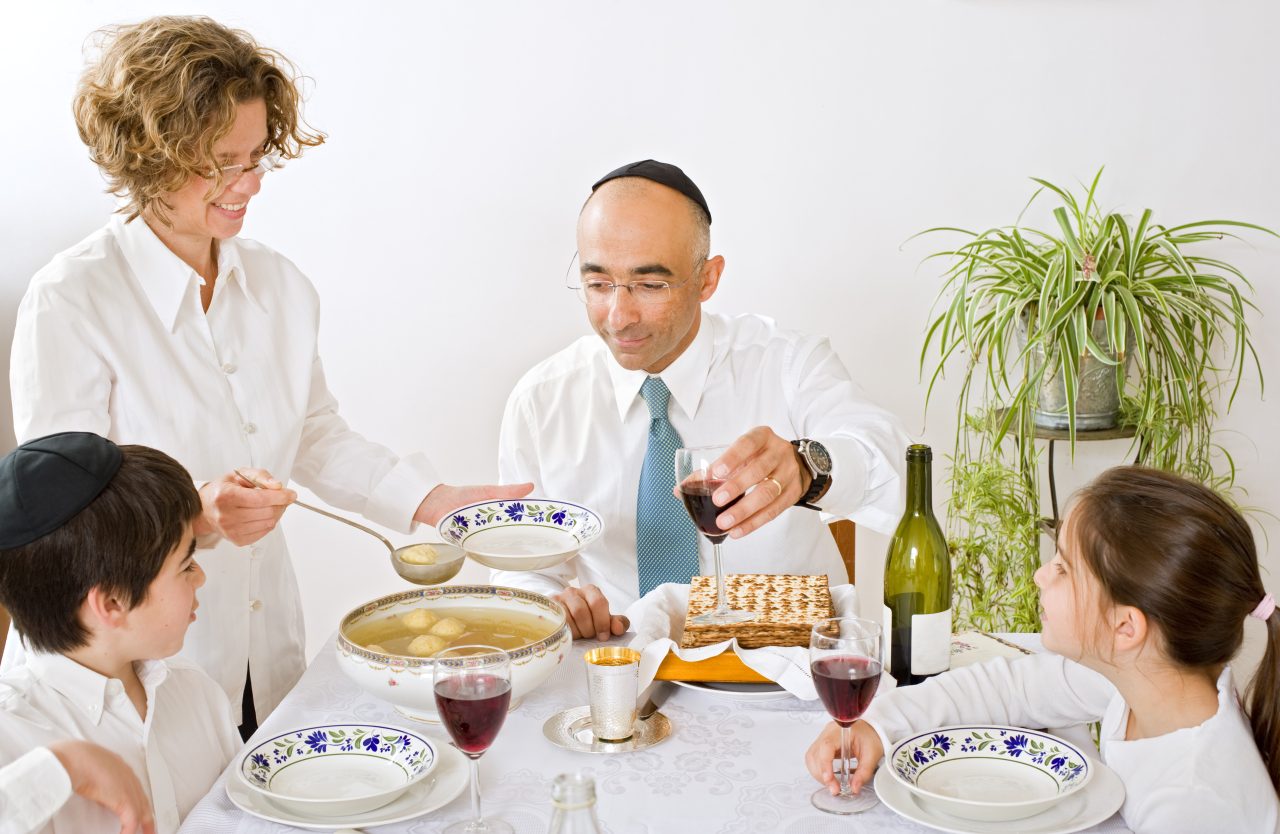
left=670, top=426, right=811, bottom=539
left=556, top=426, right=817, bottom=642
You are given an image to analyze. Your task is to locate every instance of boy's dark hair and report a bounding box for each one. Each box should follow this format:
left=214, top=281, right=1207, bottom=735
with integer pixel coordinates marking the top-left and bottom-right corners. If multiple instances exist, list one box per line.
left=0, top=445, right=200, bottom=653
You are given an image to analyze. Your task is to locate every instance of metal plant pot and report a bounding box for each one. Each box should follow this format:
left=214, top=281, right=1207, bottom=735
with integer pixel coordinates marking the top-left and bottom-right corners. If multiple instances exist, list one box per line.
left=1018, top=309, right=1134, bottom=431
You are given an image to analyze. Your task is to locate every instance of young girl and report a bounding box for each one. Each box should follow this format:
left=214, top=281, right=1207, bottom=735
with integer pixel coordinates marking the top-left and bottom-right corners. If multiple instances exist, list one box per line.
left=805, top=466, right=1279, bottom=833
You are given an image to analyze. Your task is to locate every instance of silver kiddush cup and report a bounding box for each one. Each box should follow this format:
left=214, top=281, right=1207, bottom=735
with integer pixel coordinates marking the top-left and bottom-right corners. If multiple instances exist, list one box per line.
left=583, top=646, right=641, bottom=741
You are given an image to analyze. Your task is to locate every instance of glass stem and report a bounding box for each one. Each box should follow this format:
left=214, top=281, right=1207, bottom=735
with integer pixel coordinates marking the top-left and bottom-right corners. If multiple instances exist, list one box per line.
left=839, top=724, right=853, bottom=796
left=712, top=541, right=729, bottom=614
left=468, top=756, right=482, bottom=822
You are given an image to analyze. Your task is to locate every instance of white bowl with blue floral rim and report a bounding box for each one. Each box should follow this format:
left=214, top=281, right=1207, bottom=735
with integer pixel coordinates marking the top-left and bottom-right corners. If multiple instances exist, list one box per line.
left=888, top=725, right=1093, bottom=822
left=437, top=499, right=604, bottom=571
left=237, top=723, right=436, bottom=817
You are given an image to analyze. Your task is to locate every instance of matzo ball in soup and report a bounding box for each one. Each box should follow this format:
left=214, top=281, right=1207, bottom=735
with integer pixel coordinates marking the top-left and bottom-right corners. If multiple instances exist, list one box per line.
left=397, top=544, right=438, bottom=564
left=428, top=617, right=465, bottom=639
left=402, top=609, right=438, bottom=633
left=350, top=607, right=555, bottom=657
left=407, top=634, right=447, bottom=657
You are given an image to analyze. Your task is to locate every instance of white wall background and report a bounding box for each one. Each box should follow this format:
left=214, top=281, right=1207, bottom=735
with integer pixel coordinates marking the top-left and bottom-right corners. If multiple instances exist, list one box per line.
left=2, top=0, right=1277, bottom=671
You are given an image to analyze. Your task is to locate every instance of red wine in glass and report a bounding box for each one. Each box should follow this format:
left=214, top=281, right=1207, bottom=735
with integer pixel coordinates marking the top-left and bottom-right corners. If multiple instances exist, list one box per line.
left=433, top=647, right=513, bottom=834
left=679, top=478, right=743, bottom=544
left=434, top=674, right=512, bottom=756
left=675, top=445, right=755, bottom=625
left=812, top=655, right=882, bottom=726
left=809, top=617, right=882, bottom=815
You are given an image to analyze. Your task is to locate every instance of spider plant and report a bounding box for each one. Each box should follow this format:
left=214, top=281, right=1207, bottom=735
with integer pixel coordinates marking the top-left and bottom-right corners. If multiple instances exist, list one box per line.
left=917, top=169, right=1274, bottom=630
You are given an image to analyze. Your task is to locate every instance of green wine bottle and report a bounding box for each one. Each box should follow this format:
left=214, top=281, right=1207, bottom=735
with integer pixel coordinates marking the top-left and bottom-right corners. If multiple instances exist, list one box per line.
left=884, top=444, right=951, bottom=686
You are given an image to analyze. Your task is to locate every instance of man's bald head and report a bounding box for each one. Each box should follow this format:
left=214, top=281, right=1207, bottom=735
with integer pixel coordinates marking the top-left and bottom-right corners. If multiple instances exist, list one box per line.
left=580, top=177, right=710, bottom=265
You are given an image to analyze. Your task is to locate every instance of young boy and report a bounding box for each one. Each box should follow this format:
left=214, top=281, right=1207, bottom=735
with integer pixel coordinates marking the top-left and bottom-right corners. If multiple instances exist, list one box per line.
left=0, top=432, right=240, bottom=834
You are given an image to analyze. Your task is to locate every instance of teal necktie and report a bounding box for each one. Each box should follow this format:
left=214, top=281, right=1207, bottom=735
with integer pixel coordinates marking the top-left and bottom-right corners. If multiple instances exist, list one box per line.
left=635, top=376, right=700, bottom=597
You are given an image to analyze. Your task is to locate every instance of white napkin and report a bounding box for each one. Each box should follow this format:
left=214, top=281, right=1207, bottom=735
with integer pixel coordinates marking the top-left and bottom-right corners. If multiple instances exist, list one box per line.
left=623, top=582, right=860, bottom=700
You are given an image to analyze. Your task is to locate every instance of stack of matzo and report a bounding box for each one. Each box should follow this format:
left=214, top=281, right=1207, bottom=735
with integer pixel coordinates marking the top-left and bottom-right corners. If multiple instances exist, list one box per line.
left=680, top=573, right=833, bottom=649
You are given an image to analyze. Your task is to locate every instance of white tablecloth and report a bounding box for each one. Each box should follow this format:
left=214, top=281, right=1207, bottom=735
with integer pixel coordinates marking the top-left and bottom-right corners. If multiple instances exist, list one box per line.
left=179, top=633, right=1131, bottom=833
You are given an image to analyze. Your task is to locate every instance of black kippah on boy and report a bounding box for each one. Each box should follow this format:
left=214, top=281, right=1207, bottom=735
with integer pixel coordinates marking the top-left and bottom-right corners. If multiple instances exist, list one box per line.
left=0, top=432, right=123, bottom=549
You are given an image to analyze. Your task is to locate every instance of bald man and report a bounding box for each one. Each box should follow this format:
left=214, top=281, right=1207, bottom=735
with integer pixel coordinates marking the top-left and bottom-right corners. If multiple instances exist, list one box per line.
left=495, top=160, right=908, bottom=640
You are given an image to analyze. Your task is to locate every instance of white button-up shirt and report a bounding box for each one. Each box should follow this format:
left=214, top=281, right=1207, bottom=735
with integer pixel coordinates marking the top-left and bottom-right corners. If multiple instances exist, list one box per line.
left=863, top=653, right=1279, bottom=833
left=495, top=311, right=908, bottom=609
left=0, top=653, right=239, bottom=834
left=7, top=215, right=439, bottom=721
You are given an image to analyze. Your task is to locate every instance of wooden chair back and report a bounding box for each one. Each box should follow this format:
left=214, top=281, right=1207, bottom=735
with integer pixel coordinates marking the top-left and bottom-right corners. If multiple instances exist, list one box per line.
left=828, top=519, right=856, bottom=584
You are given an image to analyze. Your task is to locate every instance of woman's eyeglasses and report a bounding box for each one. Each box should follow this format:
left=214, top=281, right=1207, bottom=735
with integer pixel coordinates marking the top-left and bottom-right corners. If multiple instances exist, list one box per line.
left=203, top=152, right=284, bottom=184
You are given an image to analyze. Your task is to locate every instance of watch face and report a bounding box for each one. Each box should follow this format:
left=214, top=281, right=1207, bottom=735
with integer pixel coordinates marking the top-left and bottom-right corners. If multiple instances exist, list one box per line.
left=806, top=440, right=832, bottom=475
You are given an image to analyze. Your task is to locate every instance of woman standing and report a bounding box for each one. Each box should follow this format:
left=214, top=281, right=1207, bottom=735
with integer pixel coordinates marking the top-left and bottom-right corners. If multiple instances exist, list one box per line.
left=8, top=16, right=529, bottom=737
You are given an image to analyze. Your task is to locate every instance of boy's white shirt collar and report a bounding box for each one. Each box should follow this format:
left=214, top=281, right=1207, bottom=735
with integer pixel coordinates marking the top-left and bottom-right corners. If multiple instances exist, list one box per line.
left=2, top=647, right=237, bottom=834
left=606, top=309, right=716, bottom=422
left=25, top=650, right=170, bottom=726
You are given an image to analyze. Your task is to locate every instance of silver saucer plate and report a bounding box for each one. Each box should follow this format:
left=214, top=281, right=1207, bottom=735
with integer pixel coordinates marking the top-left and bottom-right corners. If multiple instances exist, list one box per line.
left=542, top=705, right=672, bottom=754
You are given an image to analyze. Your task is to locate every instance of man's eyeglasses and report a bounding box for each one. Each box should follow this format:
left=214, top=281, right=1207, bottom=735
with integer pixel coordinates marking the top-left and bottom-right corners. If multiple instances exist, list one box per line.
left=202, top=152, right=284, bottom=184
left=564, top=252, right=687, bottom=307
left=571, top=279, right=688, bottom=306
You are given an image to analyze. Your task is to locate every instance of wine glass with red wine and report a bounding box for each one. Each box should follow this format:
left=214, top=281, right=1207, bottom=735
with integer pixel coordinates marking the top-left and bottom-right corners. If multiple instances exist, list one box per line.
left=675, top=444, right=756, bottom=625
left=433, top=645, right=513, bottom=834
left=810, top=617, right=883, bottom=814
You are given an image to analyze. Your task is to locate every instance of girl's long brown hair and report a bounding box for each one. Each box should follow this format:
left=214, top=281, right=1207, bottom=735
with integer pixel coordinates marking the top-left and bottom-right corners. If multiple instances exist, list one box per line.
left=1071, top=466, right=1279, bottom=791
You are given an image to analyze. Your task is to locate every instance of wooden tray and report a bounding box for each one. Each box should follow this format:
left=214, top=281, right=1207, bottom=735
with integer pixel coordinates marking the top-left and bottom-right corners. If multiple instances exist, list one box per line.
left=654, top=649, right=772, bottom=683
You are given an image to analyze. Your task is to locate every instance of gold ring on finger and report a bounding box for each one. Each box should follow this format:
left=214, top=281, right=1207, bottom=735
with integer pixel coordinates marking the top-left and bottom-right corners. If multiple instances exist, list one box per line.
left=761, top=476, right=783, bottom=499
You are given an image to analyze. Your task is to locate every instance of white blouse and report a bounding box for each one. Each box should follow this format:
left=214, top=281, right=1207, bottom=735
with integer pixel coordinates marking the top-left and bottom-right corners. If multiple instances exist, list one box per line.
left=7, top=215, right=439, bottom=721
left=861, top=653, right=1279, bottom=833
left=0, top=653, right=240, bottom=834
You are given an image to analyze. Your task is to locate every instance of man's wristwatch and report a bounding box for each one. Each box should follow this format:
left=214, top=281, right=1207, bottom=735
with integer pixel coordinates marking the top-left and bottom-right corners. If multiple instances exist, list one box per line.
left=791, top=439, right=832, bottom=511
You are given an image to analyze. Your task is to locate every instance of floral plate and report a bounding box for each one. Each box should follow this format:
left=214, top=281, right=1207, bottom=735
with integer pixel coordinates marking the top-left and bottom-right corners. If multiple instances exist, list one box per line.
left=437, top=499, right=604, bottom=571
left=875, top=757, right=1125, bottom=834
left=237, top=723, right=436, bottom=817
left=889, top=725, right=1092, bottom=822
left=227, top=742, right=468, bottom=830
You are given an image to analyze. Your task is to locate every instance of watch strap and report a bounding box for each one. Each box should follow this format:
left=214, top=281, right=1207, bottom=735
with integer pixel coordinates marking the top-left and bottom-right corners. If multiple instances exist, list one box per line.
left=791, top=439, right=831, bottom=509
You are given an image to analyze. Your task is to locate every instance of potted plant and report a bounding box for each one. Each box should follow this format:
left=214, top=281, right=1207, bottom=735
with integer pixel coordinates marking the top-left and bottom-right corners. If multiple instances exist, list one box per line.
left=919, top=169, right=1273, bottom=631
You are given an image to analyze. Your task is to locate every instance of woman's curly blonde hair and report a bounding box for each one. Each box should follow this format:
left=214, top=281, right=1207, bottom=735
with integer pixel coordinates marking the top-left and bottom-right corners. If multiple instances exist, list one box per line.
left=73, top=16, right=325, bottom=223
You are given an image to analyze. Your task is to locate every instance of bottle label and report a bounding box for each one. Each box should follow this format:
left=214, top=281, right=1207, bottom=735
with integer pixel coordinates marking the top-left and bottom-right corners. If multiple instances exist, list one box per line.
left=911, top=608, right=952, bottom=675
